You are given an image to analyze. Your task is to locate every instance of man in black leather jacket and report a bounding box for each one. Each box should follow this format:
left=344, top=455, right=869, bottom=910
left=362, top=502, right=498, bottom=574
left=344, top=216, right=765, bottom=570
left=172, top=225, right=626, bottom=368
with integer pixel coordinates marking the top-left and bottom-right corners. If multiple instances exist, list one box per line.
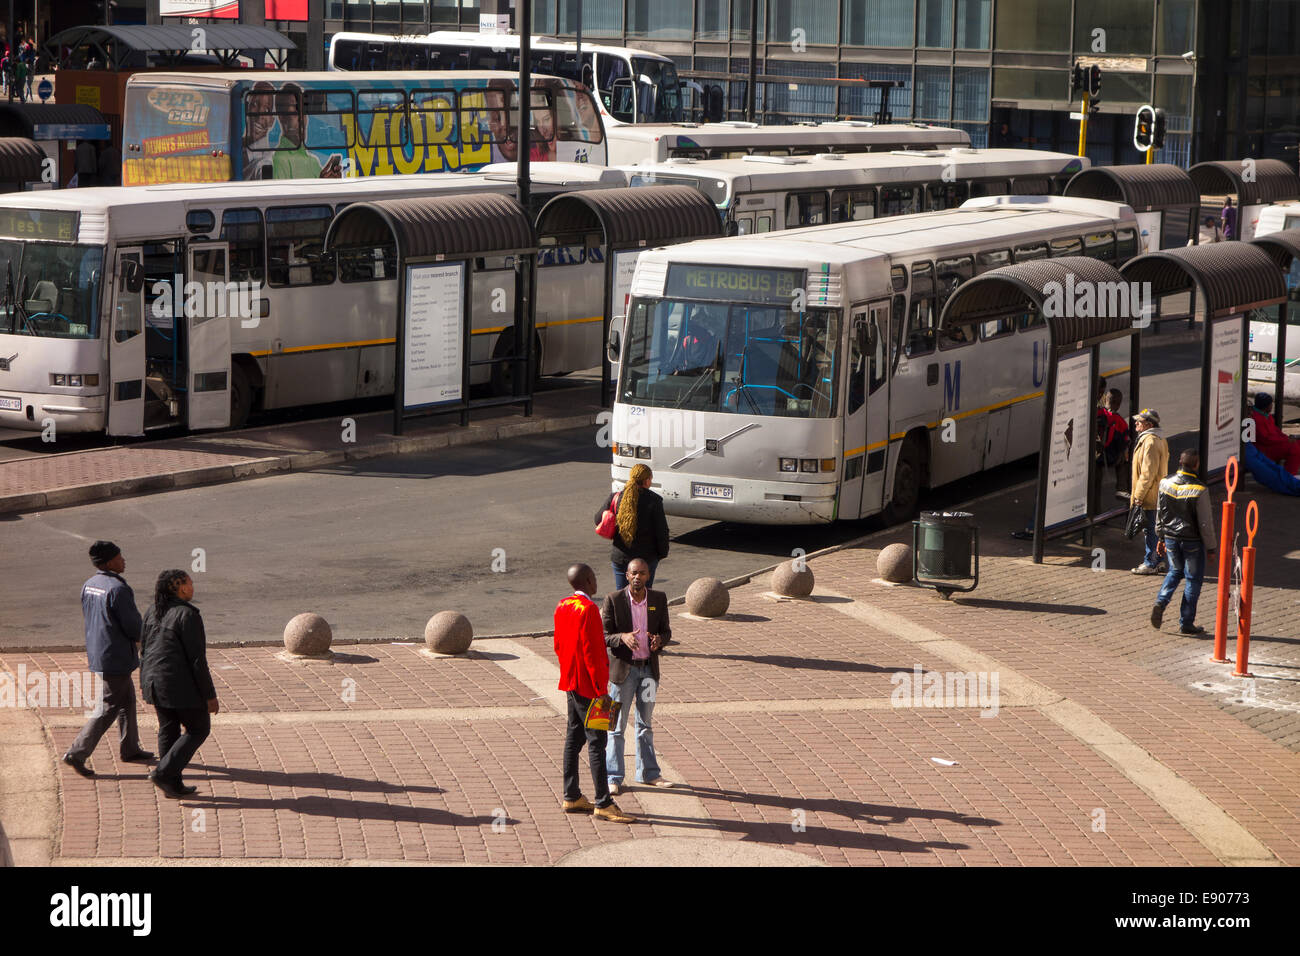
left=1151, top=450, right=1218, bottom=636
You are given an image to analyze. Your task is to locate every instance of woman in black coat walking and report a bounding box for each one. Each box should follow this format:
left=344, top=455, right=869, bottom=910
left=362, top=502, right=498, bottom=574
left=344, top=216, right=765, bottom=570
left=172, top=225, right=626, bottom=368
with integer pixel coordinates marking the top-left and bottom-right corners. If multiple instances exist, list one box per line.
left=140, top=569, right=219, bottom=799
left=596, top=463, right=670, bottom=590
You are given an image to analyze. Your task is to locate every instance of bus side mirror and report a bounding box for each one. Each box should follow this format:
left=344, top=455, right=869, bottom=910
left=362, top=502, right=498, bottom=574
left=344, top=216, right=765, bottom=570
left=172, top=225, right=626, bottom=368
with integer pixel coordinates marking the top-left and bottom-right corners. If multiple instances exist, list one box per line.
left=607, top=321, right=623, bottom=364
left=725, top=219, right=739, bottom=237
left=119, top=259, right=144, bottom=294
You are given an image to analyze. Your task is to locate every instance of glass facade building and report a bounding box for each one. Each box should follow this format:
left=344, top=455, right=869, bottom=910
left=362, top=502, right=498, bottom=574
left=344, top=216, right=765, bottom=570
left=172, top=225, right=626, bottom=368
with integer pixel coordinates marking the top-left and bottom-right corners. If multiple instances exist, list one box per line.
left=295, top=0, right=1296, bottom=167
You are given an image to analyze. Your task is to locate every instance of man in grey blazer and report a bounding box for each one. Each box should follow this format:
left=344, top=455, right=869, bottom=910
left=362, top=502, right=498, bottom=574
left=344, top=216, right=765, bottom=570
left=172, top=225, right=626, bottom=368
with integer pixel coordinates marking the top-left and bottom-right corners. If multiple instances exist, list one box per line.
left=601, top=557, right=676, bottom=793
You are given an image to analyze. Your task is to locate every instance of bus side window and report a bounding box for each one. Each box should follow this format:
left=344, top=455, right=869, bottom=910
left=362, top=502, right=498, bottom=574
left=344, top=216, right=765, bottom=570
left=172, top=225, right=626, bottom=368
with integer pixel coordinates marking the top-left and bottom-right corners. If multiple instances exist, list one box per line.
left=907, top=262, right=936, bottom=357
left=1020, top=309, right=1046, bottom=331
left=939, top=320, right=977, bottom=349
left=831, top=188, right=874, bottom=222
left=1116, top=227, right=1138, bottom=263
left=1084, top=231, right=1116, bottom=262
left=735, top=215, right=754, bottom=235
left=891, top=293, right=906, bottom=370
left=976, top=249, right=1010, bottom=274
left=847, top=311, right=867, bottom=415
left=220, top=209, right=265, bottom=285
left=968, top=179, right=1008, bottom=199
left=935, top=256, right=972, bottom=314
left=266, top=205, right=336, bottom=288
left=880, top=185, right=918, bottom=217
left=756, top=215, right=773, bottom=233
left=1013, top=242, right=1048, bottom=262
left=980, top=315, right=1016, bottom=340
left=1011, top=177, right=1051, bottom=195
left=785, top=191, right=828, bottom=228
left=305, top=91, right=354, bottom=149
left=410, top=89, right=457, bottom=148
left=1050, top=236, right=1083, bottom=257
left=927, top=182, right=968, bottom=211
left=358, top=91, right=408, bottom=146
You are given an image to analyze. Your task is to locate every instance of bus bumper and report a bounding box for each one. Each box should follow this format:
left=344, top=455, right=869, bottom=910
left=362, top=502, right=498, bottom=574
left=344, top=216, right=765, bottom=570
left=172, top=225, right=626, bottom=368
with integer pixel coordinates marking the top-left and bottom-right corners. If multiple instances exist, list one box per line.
left=0, top=391, right=106, bottom=434
left=613, top=465, right=838, bottom=524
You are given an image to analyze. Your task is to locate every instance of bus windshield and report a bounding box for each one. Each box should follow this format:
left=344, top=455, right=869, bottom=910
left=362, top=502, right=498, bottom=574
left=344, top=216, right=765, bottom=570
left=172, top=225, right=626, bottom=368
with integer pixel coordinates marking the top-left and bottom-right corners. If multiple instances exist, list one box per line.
left=0, top=241, right=104, bottom=339
left=620, top=297, right=839, bottom=418
left=632, top=57, right=683, bottom=123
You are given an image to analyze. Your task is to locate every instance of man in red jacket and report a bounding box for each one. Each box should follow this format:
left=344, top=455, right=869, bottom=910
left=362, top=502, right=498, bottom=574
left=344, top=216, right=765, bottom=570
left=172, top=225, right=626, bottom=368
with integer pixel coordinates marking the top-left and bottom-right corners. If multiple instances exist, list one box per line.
left=554, top=563, right=634, bottom=823
left=1250, top=393, right=1300, bottom=475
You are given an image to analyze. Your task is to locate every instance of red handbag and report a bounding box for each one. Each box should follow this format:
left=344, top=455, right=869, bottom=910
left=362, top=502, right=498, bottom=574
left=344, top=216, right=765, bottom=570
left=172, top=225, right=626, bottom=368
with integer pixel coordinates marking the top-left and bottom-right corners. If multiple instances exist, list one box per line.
left=595, top=491, right=622, bottom=539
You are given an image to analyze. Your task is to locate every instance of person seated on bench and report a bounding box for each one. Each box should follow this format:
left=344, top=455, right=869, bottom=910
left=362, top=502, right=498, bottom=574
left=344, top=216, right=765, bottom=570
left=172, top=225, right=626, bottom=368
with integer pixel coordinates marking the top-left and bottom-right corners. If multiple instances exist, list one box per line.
left=1249, top=392, right=1300, bottom=476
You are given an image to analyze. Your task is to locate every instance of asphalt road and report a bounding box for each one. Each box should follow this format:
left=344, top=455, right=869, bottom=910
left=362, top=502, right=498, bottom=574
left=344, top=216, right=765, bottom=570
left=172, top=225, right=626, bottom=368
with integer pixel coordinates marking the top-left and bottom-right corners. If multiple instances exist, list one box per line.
left=0, top=341, right=1254, bottom=648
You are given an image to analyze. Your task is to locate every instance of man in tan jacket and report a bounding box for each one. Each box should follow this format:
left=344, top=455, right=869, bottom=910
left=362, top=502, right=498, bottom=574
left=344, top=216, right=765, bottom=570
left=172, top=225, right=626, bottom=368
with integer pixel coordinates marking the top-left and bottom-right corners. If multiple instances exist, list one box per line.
left=1130, top=408, right=1170, bottom=574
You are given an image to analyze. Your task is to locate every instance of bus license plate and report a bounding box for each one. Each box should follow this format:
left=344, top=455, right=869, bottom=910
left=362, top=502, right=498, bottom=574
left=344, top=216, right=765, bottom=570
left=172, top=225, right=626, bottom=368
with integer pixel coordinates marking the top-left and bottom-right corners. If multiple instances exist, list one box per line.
left=0, top=396, right=20, bottom=411
left=691, top=482, right=733, bottom=500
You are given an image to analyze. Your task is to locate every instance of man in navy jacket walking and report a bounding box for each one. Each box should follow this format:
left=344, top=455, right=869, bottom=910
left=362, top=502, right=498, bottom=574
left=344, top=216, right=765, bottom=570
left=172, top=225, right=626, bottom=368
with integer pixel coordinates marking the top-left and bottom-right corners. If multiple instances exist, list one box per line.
left=63, top=541, right=154, bottom=777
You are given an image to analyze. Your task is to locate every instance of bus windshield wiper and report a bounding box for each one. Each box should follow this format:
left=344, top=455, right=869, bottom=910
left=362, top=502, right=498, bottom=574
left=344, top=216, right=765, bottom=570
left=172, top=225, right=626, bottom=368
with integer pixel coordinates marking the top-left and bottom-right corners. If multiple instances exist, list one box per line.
left=674, top=342, right=723, bottom=409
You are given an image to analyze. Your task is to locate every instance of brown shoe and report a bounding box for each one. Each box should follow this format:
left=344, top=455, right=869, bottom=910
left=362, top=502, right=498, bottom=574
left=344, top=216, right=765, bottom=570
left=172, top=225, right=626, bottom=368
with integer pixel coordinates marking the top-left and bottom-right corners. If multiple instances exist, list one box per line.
left=562, top=796, right=595, bottom=813
left=594, top=801, right=635, bottom=823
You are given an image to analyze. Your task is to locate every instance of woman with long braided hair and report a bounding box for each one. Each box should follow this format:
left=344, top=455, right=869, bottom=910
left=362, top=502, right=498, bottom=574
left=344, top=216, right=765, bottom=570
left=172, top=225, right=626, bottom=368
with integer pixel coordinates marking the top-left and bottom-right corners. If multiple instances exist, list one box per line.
left=595, top=462, right=671, bottom=591
left=139, top=569, right=219, bottom=799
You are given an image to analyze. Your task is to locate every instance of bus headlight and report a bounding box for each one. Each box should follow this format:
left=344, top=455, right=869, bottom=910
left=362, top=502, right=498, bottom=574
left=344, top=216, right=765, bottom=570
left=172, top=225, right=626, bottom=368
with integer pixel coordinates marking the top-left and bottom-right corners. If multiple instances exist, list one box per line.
left=821, top=458, right=836, bottom=472
left=800, top=458, right=818, bottom=473
left=51, top=374, right=67, bottom=386
left=50, top=374, right=98, bottom=387
left=779, top=457, right=798, bottom=472
left=635, top=446, right=651, bottom=459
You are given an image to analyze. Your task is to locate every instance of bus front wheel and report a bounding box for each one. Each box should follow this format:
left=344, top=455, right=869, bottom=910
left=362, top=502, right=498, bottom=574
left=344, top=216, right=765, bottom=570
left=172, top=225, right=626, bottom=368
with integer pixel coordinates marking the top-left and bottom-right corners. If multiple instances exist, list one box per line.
left=230, top=362, right=255, bottom=429
left=884, top=437, right=923, bottom=525
left=490, top=330, right=541, bottom=397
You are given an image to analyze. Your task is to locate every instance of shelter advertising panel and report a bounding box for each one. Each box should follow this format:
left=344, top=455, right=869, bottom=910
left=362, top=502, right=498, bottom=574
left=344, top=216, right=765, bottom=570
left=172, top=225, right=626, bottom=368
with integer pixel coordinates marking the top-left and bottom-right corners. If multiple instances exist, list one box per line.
left=612, top=250, right=642, bottom=318
left=1207, top=317, right=1244, bottom=476
left=1043, top=350, right=1094, bottom=529
left=403, top=263, right=465, bottom=410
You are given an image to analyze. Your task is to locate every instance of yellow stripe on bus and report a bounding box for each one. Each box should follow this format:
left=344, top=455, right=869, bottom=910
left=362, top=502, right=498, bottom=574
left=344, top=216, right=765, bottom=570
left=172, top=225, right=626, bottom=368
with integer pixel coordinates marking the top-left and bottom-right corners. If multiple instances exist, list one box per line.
left=881, top=388, right=1046, bottom=443
left=472, top=315, right=603, bottom=336
left=248, top=317, right=604, bottom=354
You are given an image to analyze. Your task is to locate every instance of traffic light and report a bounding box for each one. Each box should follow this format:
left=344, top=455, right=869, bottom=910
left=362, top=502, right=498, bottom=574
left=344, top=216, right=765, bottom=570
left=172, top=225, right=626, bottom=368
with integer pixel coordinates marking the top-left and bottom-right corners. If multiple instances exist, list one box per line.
left=1088, top=65, right=1102, bottom=97
left=1134, top=105, right=1155, bottom=149
left=1071, top=63, right=1085, bottom=96
left=1152, top=109, right=1167, bottom=149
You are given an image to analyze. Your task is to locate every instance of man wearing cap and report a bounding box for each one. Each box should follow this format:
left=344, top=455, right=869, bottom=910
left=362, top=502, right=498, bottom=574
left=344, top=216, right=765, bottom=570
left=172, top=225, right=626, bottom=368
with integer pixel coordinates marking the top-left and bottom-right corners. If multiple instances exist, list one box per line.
left=1129, top=408, right=1170, bottom=575
left=64, top=541, right=153, bottom=777
left=1151, top=449, right=1218, bottom=635
left=1249, top=393, right=1300, bottom=475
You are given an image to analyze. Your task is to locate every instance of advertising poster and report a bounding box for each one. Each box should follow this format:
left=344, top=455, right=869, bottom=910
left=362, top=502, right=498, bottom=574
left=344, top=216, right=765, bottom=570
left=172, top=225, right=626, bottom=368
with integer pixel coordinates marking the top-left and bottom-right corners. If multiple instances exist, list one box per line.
left=1043, top=350, right=1093, bottom=529
left=122, top=87, right=231, bottom=186
left=611, top=250, right=642, bottom=320
left=1207, top=317, right=1244, bottom=476
left=161, top=0, right=307, bottom=16
left=403, top=263, right=465, bottom=410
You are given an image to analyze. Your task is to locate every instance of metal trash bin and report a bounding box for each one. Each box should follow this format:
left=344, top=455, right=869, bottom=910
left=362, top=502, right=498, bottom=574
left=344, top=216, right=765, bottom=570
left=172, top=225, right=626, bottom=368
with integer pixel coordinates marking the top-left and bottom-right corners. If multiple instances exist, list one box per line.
left=912, top=511, right=979, bottom=597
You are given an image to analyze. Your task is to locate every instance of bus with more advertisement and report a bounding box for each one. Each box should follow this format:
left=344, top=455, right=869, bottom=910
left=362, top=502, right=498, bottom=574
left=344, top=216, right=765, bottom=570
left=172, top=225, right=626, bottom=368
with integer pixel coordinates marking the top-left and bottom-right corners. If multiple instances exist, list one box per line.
left=606, top=196, right=1142, bottom=524
left=328, top=31, right=685, bottom=126
left=622, top=148, right=1088, bottom=235
left=0, top=164, right=628, bottom=436
left=121, top=71, right=606, bottom=185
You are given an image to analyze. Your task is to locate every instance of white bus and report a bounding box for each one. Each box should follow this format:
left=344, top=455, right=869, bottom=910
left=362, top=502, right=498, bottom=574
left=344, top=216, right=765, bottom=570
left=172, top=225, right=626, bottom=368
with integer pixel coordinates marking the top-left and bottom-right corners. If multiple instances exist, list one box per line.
left=623, top=148, right=1088, bottom=235
left=604, top=120, right=971, bottom=166
left=0, top=164, right=627, bottom=436
left=1249, top=202, right=1300, bottom=401
left=607, top=196, right=1141, bottom=524
left=328, top=31, right=685, bottom=126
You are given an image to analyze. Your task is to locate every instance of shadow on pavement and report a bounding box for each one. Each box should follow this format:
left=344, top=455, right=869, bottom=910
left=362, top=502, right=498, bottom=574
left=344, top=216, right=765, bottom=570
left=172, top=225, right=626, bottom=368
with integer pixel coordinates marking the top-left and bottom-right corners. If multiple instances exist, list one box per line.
left=188, top=793, right=505, bottom=828
left=634, top=812, right=971, bottom=853
left=189, top=764, right=444, bottom=795
left=664, top=650, right=913, bottom=673
left=952, top=598, right=1105, bottom=615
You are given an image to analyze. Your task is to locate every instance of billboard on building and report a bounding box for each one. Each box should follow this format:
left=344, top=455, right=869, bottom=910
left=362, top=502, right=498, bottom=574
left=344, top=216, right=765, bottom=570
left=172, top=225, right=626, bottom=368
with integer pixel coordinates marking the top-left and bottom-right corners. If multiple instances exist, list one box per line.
left=160, top=0, right=308, bottom=19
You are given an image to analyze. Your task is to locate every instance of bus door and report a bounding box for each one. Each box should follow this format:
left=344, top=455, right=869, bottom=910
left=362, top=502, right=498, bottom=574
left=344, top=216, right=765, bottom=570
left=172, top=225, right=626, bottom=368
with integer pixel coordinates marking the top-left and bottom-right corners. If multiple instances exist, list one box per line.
left=840, top=301, right=891, bottom=519
left=108, top=248, right=146, bottom=437
left=731, top=194, right=776, bottom=235
left=185, top=242, right=233, bottom=430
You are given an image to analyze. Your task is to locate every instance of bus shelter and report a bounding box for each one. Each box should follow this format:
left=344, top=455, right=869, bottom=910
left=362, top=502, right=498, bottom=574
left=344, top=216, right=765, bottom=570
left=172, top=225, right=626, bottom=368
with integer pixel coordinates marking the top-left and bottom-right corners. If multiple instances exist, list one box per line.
left=1189, top=159, right=1300, bottom=241
left=324, top=193, right=538, bottom=435
left=534, top=185, right=722, bottom=405
left=939, top=257, right=1142, bottom=563
left=1248, top=227, right=1300, bottom=414
left=1121, top=243, right=1287, bottom=484
left=0, top=138, right=49, bottom=192
left=1064, top=164, right=1201, bottom=251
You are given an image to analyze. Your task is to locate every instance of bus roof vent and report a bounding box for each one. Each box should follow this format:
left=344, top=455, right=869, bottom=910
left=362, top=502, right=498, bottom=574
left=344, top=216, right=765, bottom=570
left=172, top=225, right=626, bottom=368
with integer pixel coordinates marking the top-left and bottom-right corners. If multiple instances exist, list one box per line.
left=823, top=120, right=871, bottom=128
left=889, top=149, right=948, bottom=158
left=742, top=154, right=809, bottom=165
left=814, top=153, right=846, bottom=161
left=714, top=121, right=760, bottom=129
left=665, top=157, right=698, bottom=164
left=948, top=147, right=979, bottom=155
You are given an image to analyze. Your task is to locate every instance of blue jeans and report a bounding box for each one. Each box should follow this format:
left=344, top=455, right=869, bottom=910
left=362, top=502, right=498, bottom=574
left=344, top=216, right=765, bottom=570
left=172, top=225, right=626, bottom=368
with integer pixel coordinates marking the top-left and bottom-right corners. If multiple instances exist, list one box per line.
left=606, top=661, right=661, bottom=785
left=1156, top=538, right=1205, bottom=629
left=1142, top=509, right=1160, bottom=568
left=612, top=559, right=657, bottom=592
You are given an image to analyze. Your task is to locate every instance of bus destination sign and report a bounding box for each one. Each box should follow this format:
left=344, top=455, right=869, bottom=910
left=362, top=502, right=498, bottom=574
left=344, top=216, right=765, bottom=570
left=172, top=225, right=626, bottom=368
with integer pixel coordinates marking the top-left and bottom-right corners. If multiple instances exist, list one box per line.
left=0, top=209, right=79, bottom=242
left=665, top=265, right=805, bottom=305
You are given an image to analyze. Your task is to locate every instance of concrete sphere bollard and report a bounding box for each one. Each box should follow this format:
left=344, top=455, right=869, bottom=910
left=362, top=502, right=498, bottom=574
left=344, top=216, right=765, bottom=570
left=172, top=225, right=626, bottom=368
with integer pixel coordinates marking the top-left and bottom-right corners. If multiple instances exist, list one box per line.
left=771, top=559, right=815, bottom=598
left=283, top=613, right=333, bottom=658
left=424, top=611, right=474, bottom=656
left=685, top=577, right=730, bottom=618
left=877, top=543, right=914, bottom=583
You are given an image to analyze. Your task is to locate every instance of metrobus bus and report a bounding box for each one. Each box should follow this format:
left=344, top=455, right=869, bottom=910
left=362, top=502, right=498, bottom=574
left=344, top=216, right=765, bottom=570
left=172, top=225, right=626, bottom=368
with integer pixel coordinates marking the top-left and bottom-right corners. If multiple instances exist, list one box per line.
left=1249, top=202, right=1300, bottom=401
left=606, top=195, right=1141, bottom=524
left=328, top=31, right=685, bottom=125
left=121, top=70, right=606, bottom=186
left=622, top=148, right=1088, bottom=235
left=605, top=120, right=970, bottom=166
left=0, top=164, right=627, bottom=436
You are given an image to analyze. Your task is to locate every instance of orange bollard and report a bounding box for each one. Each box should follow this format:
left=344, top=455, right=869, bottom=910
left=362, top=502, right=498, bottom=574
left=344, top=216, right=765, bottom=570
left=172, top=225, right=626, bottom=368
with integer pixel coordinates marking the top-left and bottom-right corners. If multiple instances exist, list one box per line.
left=1212, top=456, right=1239, bottom=663
left=1233, top=500, right=1259, bottom=679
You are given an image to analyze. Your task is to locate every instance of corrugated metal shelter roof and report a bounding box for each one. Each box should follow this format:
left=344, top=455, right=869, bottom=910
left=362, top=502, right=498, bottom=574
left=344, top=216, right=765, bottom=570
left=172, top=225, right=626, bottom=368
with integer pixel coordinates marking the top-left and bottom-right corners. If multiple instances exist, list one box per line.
left=47, top=24, right=295, bottom=53
left=535, top=185, right=721, bottom=247
left=0, top=103, right=109, bottom=139
left=1250, top=227, right=1300, bottom=269
left=324, top=192, right=535, bottom=260
left=1064, top=164, right=1200, bottom=212
left=1120, top=242, right=1286, bottom=317
left=1189, top=160, right=1300, bottom=207
left=0, top=138, right=49, bottom=183
left=939, top=257, right=1137, bottom=344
